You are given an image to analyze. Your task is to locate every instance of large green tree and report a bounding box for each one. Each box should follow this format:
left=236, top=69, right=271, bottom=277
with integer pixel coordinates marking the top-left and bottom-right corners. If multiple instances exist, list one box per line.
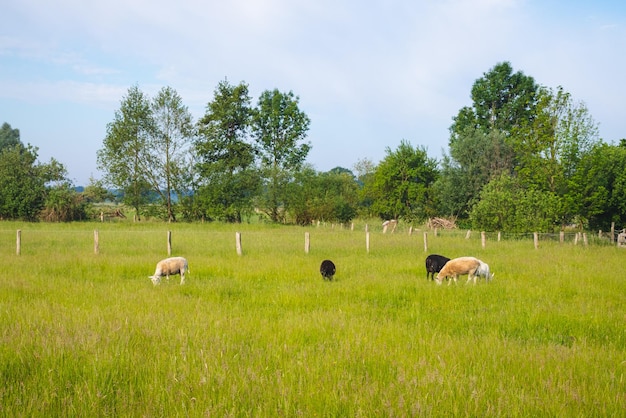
left=367, top=140, right=438, bottom=222
left=439, top=62, right=539, bottom=220
left=514, top=86, right=599, bottom=194
left=567, top=142, right=626, bottom=230
left=147, top=86, right=195, bottom=222
left=450, top=61, right=539, bottom=140
left=0, top=144, right=66, bottom=220
left=251, top=89, right=311, bottom=222
left=97, top=85, right=154, bottom=219
left=195, top=80, right=260, bottom=222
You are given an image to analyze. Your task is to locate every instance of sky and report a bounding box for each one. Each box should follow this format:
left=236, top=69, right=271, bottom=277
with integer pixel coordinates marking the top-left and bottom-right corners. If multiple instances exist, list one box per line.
left=1, top=0, right=625, bottom=186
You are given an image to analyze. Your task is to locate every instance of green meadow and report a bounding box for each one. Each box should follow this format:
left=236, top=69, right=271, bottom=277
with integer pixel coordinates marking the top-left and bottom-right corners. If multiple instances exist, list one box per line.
left=0, top=221, right=624, bottom=417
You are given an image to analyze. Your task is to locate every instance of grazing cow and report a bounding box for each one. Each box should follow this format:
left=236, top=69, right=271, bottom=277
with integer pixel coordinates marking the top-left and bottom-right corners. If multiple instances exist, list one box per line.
left=149, top=256, right=189, bottom=285
left=425, top=254, right=450, bottom=280
left=435, top=256, right=491, bottom=285
left=320, top=259, right=336, bottom=281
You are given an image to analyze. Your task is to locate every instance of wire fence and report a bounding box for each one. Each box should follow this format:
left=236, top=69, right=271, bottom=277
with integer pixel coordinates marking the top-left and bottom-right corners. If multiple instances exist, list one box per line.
left=2, top=221, right=624, bottom=258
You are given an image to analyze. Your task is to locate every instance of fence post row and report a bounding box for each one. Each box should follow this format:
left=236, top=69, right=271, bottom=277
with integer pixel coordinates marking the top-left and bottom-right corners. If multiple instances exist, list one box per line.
left=11, top=226, right=625, bottom=257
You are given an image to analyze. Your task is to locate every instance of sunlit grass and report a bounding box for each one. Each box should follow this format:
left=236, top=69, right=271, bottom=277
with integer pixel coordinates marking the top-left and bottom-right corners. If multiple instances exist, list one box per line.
left=0, top=221, right=624, bottom=416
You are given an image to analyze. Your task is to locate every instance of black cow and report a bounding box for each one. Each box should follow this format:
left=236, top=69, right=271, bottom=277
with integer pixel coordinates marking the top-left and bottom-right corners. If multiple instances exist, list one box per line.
left=320, top=259, right=336, bottom=281
left=425, top=254, right=450, bottom=280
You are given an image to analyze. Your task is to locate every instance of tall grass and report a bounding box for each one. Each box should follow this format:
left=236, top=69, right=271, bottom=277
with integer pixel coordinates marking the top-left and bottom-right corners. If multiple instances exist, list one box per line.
left=0, top=221, right=624, bottom=416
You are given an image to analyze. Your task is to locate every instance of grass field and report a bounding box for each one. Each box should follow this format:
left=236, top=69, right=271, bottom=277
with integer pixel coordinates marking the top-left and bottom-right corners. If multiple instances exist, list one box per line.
left=1, top=221, right=625, bottom=416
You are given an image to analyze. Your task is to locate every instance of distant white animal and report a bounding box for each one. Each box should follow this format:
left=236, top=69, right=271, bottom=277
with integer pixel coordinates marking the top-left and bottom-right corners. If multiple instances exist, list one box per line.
left=149, top=256, right=189, bottom=285
left=435, top=256, right=493, bottom=285
left=476, top=259, right=494, bottom=282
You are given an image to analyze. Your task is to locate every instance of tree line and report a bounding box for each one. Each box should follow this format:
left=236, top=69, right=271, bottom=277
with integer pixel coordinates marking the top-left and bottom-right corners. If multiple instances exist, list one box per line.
left=1, top=62, right=625, bottom=231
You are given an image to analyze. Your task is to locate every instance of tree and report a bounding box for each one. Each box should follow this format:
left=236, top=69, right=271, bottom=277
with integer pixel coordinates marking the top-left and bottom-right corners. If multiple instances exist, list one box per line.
left=0, top=122, right=22, bottom=151
left=251, top=89, right=311, bottom=222
left=353, top=158, right=377, bottom=218
left=450, top=61, right=539, bottom=141
left=97, top=85, right=154, bottom=219
left=367, top=140, right=438, bottom=222
left=147, top=86, right=195, bottom=222
left=440, top=62, right=538, bottom=221
left=288, top=166, right=358, bottom=225
left=41, top=181, right=88, bottom=222
left=469, top=173, right=561, bottom=232
left=567, top=142, right=626, bottom=230
left=514, top=86, right=600, bottom=194
left=435, top=128, right=513, bottom=219
left=195, top=80, right=260, bottom=222
left=0, top=144, right=66, bottom=220
left=82, top=177, right=114, bottom=203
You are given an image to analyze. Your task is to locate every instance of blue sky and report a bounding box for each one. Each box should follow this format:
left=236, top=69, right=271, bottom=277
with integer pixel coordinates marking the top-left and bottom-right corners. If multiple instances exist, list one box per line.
left=1, top=0, right=625, bottom=185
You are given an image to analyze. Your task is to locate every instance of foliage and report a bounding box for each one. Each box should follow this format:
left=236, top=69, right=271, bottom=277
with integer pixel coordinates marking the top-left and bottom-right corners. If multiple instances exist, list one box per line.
left=470, top=173, right=561, bottom=232
left=81, top=177, right=114, bottom=203
left=441, top=62, right=538, bottom=221
left=367, top=140, right=438, bottom=222
left=252, top=89, right=311, bottom=222
left=450, top=61, right=539, bottom=140
left=353, top=158, right=377, bottom=218
left=147, top=86, right=195, bottom=222
left=567, top=142, right=626, bottom=230
left=0, top=144, right=66, bottom=221
left=41, top=182, right=88, bottom=221
left=435, top=128, right=512, bottom=218
left=98, top=86, right=195, bottom=222
left=195, top=80, right=260, bottom=222
left=97, top=85, right=154, bottom=219
left=288, top=165, right=358, bottom=225
left=513, top=86, right=600, bottom=193
left=0, top=122, right=22, bottom=151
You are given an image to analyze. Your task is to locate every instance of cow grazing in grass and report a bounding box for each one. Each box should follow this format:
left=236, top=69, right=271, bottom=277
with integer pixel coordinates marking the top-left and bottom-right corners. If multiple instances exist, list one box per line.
left=425, top=254, right=450, bottom=281
left=435, top=256, right=492, bottom=285
left=149, top=256, right=189, bottom=285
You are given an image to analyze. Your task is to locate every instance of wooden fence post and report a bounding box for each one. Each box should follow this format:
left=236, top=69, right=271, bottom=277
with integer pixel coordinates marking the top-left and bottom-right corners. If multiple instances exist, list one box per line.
left=465, top=230, right=471, bottom=239
left=304, top=232, right=310, bottom=254
left=533, top=232, right=539, bottom=249
left=167, top=231, right=172, bottom=256
left=16, top=230, right=21, bottom=256
left=560, top=231, right=565, bottom=244
left=583, top=233, right=588, bottom=246
left=423, top=232, right=428, bottom=252
left=235, top=232, right=243, bottom=256
left=497, top=231, right=501, bottom=242
left=94, top=230, right=99, bottom=254
left=481, top=231, right=486, bottom=249
left=611, top=222, right=615, bottom=242
left=366, top=231, right=370, bottom=253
